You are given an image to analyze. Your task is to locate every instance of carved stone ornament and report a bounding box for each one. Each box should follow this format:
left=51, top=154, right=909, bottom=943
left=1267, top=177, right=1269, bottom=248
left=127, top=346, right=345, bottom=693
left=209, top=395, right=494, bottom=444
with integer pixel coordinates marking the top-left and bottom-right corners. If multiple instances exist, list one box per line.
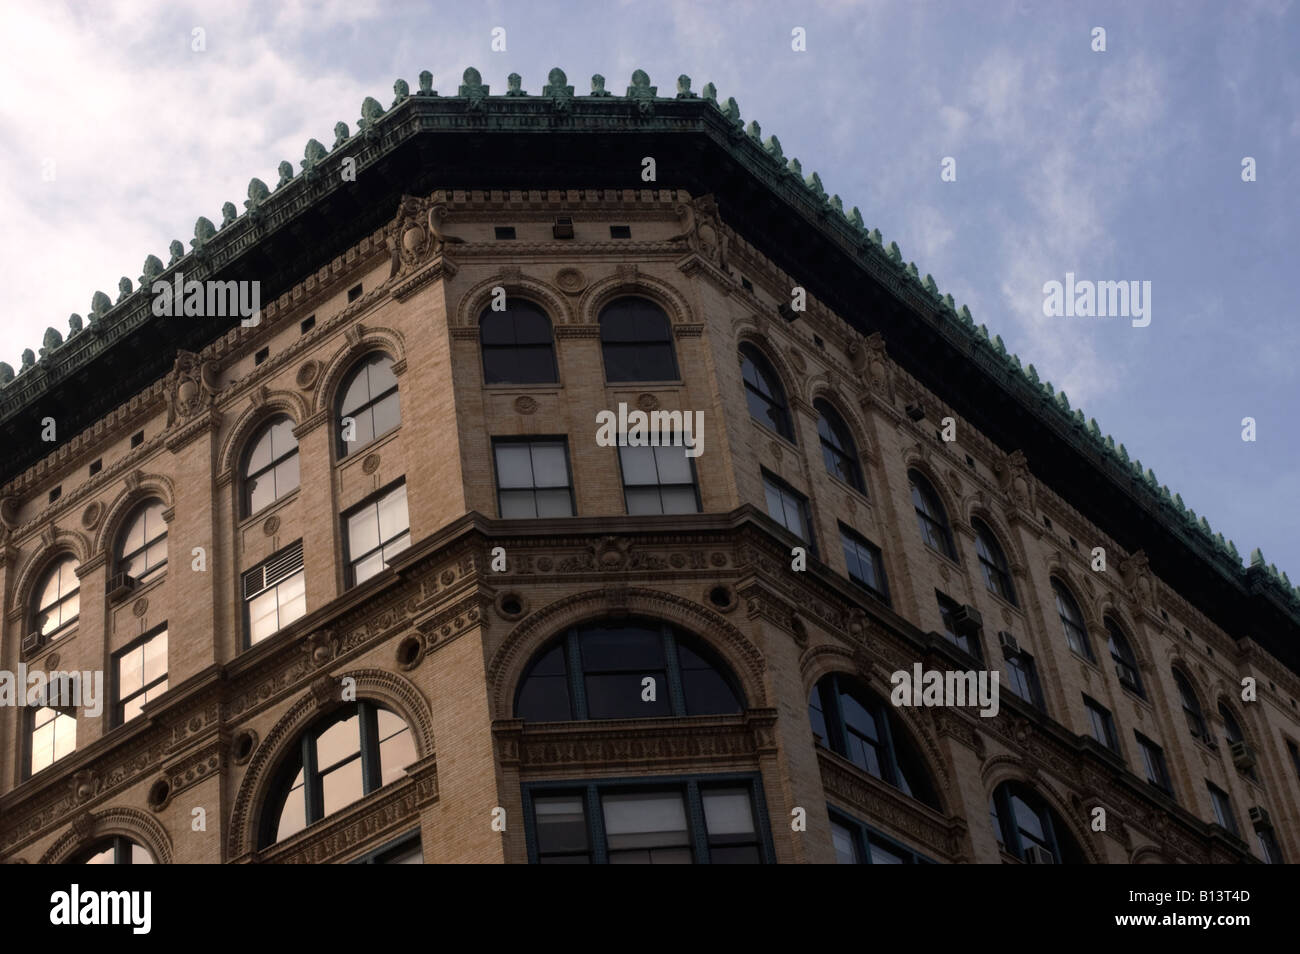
left=166, top=349, right=221, bottom=424
left=555, top=267, right=586, bottom=293
left=514, top=396, right=538, bottom=415
left=996, top=450, right=1035, bottom=511
left=81, top=501, right=103, bottom=530
left=636, top=393, right=659, bottom=413
left=362, top=453, right=382, bottom=475
left=672, top=193, right=728, bottom=269
left=385, top=194, right=436, bottom=276
left=1120, top=550, right=1155, bottom=608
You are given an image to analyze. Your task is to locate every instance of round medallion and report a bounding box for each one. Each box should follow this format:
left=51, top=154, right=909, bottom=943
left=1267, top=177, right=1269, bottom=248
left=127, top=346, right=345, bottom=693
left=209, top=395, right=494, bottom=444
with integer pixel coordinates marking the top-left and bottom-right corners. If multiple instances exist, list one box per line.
left=555, top=267, right=586, bottom=293
left=362, top=453, right=381, bottom=474
left=296, top=360, right=320, bottom=389
left=709, top=552, right=727, bottom=567
left=514, top=396, right=538, bottom=415
left=637, top=393, right=660, bottom=412
left=263, top=515, right=280, bottom=536
left=537, top=557, right=553, bottom=571
left=132, top=598, right=149, bottom=618
left=81, top=501, right=103, bottom=530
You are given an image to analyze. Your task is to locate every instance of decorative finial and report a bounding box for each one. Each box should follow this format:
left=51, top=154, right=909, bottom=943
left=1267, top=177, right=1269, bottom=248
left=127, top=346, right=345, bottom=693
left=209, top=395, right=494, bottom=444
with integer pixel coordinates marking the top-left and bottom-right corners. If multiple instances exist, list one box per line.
left=506, top=73, right=525, bottom=96
left=245, top=178, right=270, bottom=213
left=746, top=119, right=761, bottom=141
left=701, top=81, right=717, bottom=102
left=392, top=78, right=409, bottom=107
left=276, top=161, right=294, bottom=188
left=0, top=362, right=12, bottom=385
left=116, top=277, right=133, bottom=303
left=543, top=68, right=573, bottom=109
left=764, top=135, right=784, bottom=162
left=416, top=70, right=435, bottom=96
left=192, top=216, right=216, bottom=251
left=140, top=255, right=164, bottom=288
left=676, top=74, right=697, bottom=98
left=67, top=313, right=84, bottom=336
left=20, top=349, right=35, bottom=371
left=332, top=122, right=350, bottom=149
left=722, top=97, right=740, bottom=123
left=41, top=327, right=63, bottom=358
left=590, top=74, right=610, bottom=96
left=168, top=240, right=184, bottom=266
left=220, top=202, right=237, bottom=228
left=359, top=96, right=385, bottom=137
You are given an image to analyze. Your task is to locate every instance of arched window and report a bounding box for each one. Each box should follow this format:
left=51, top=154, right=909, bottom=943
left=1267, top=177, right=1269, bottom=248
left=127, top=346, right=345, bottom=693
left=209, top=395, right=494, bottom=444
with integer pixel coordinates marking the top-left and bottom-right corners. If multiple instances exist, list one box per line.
left=814, top=399, right=864, bottom=492
left=515, top=618, right=744, bottom=722
left=599, top=297, right=678, bottom=382
left=808, top=673, right=940, bottom=811
left=908, top=470, right=956, bottom=560
left=117, top=499, right=167, bottom=585
left=1106, top=617, right=1143, bottom=697
left=243, top=415, right=299, bottom=517
left=337, top=352, right=399, bottom=457
left=1051, top=578, right=1093, bottom=660
left=1218, top=702, right=1258, bottom=782
left=33, top=555, right=80, bottom=640
left=990, top=782, right=1085, bottom=863
left=739, top=344, right=793, bottom=441
left=1173, top=669, right=1207, bottom=741
left=973, top=519, right=1016, bottom=604
left=260, top=701, right=417, bottom=849
left=480, top=300, right=558, bottom=385
left=76, top=837, right=154, bottom=864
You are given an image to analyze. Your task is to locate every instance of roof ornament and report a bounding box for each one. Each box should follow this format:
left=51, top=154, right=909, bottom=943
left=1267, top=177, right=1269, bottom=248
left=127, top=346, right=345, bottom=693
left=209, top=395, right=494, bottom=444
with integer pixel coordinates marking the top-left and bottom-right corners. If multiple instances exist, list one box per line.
left=416, top=70, right=436, bottom=96
left=885, top=240, right=902, bottom=263
left=590, top=74, right=611, bottom=96
left=923, top=274, right=940, bottom=297
left=116, top=277, right=133, bottom=303
left=90, top=291, right=112, bottom=324
left=805, top=171, right=827, bottom=202
left=787, top=157, right=803, bottom=178
left=505, top=73, right=526, bottom=96
left=40, top=327, right=63, bottom=360
left=331, top=121, right=351, bottom=150
left=905, top=261, right=919, bottom=280
left=627, top=70, right=657, bottom=115
left=20, top=349, right=35, bottom=372
left=459, top=67, right=489, bottom=109
left=301, top=139, right=328, bottom=180
left=392, top=78, right=409, bottom=107
left=722, top=96, right=741, bottom=125
left=1025, top=364, right=1040, bottom=385
left=829, top=195, right=844, bottom=215
left=868, top=228, right=882, bottom=245
left=245, top=178, right=270, bottom=224
left=1251, top=548, right=1265, bottom=567
left=359, top=97, right=385, bottom=139
left=0, top=362, right=12, bottom=385
left=220, top=202, right=238, bottom=229
left=543, top=68, right=573, bottom=110
left=701, top=82, right=717, bottom=103
left=849, top=206, right=864, bottom=230
left=167, top=240, right=184, bottom=266
left=68, top=314, right=84, bottom=338
left=192, top=216, right=216, bottom=254
left=746, top=119, right=761, bottom=141
left=275, top=161, right=293, bottom=189
left=676, top=75, right=697, bottom=98
left=958, top=304, right=974, bottom=326
left=140, top=255, right=164, bottom=289
left=764, top=135, right=784, bottom=163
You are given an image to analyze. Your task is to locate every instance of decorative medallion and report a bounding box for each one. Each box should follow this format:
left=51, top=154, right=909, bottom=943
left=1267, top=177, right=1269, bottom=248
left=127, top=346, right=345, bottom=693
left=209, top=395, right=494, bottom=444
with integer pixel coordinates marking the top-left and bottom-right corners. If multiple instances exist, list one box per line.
left=710, top=552, right=727, bottom=567
left=132, top=597, right=148, bottom=618
left=537, top=556, right=553, bottom=571
left=669, top=553, right=686, bottom=568
left=555, top=267, right=586, bottom=293
left=263, top=515, right=280, bottom=536
left=440, top=569, right=455, bottom=586
left=296, top=360, right=320, bottom=389
left=362, top=453, right=382, bottom=474
left=637, top=393, right=660, bottom=413
left=81, top=501, right=103, bottom=530
left=514, top=396, right=538, bottom=415
left=46, top=653, right=60, bottom=671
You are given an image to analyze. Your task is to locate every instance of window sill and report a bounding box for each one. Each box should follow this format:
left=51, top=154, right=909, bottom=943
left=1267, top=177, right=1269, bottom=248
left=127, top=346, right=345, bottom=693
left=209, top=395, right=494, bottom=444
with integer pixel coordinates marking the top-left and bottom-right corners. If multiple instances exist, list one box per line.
left=482, top=382, right=562, bottom=393
left=605, top=379, right=684, bottom=389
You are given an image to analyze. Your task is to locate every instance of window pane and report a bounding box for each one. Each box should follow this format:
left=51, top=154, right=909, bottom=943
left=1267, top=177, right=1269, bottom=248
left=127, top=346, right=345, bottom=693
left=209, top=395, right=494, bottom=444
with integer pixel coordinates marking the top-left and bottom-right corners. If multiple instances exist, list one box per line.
left=278, top=576, right=307, bottom=628
left=625, top=486, right=663, bottom=515
left=118, top=645, right=144, bottom=698
left=869, top=842, right=907, bottom=864
left=683, top=668, right=740, bottom=715
left=353, top=550, right=385, bottom=585
left=130, top=844, right=154, bottom=865
left=534, top=488, right=573, bottom=517
left=277, top=777, right=307, bottom=842
left=581, top=627, right=665, bottom=670
left=377, top=485, right=409, bottom=542
left=602, top=791, right=690, bottom=851
left=379, top=726, right=416, bottom=785
left=316, top=715, right=361, bottom=771
left=499, top=489, right=538, bottom=518
left=702, top=788, right=754, bottom=836
left=517, top=673, right=572, bottom=721
left=535, top=795, right=589, bottom=856
left=832, top=821, right=860, bottom=863
left=348, top=506, right=381, bottom=560
left=659, top=486, right=699, bottom=514
left=619, top=445, right=658, bottom=485
left=585, top=672, right=671, bottom=718
left=275, top=454, right=300, bottom=497
left=247, top=474, right=275, bottom=515
left=653, top=444, right=692, bottom=484
left=495, top=445, right=534, bottom=489
left=246, top=428, right=274, bottom=474
left=321, top=757, right=365, bottom=815
left=143, top=631, right=167, bottom=685
left=530, top=444, right=568, bottom=487
left=83, top=846, right=115, bottom=865
left=371, top=392, right=401, bottom=440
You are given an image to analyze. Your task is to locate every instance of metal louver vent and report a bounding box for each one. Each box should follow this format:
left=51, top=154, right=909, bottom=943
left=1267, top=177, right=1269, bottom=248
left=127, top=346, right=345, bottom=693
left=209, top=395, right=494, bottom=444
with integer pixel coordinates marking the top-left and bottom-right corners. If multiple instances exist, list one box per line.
left=243, top=540, right=303, bottom=600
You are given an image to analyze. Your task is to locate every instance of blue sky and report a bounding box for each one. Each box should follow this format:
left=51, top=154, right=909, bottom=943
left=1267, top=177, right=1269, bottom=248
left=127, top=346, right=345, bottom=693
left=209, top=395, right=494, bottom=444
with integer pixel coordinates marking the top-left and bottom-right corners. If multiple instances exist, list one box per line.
left=1, top=0, right=1296, bottom=576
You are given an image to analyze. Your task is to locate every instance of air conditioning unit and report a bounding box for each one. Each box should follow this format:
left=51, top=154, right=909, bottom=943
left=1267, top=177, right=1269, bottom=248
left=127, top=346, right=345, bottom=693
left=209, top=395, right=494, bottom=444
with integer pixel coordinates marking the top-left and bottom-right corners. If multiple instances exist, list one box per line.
left=1230, top=741, right=1256, bottom=771
left=998, top=631, right=1020, bottom=656
left=1023, top=845, right=1055, bottom=864
left=551, top=216, right=574, bottom=239
left=107, top=571, right=136, bottom=601
left=905, top=403, right=926, bottom=421
left=953, top=604, right=983, bottom=636
left=21, top=631, right=43, bottom=655
left=1248, top=806, right=1271, bottom=828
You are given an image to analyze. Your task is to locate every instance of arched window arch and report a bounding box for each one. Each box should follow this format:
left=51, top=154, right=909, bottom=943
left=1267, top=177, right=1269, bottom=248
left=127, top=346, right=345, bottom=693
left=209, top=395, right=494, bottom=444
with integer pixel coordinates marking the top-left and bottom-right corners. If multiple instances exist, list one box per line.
left=814, top=399, right=864, bottom=493
left=908, top=470, right=956, bottom=560
left=990, top=781, right=1085, bottom=863
left=599, top=297, right=679, bottom=382
left=1106, top=617, right=1144, bottom=697
left=1173, top=669, right=1207, bottom=741
left=259, top=700, right=417, bottom=849
left=514, top=618, right=744, bottom=722
left=1051, top=577, right=1093, bottom=661
left=973, top=518, right=1016, bottom=604
left=1218, top=702, right=1258, bottom=782
left=32, top=555, right=81, bottom=641
left=337, top=352, right=399, bottom=457
left=76, top=837, right=154, bottom=864
left=117, top=499, right=167, bottom=585
left=808, top=673, right=940, bottom=811
left=243, top=415, right=299, bottom=517
left=480, top=300, right=558, bottom=385
left=739, top=344, right=793, bottom=441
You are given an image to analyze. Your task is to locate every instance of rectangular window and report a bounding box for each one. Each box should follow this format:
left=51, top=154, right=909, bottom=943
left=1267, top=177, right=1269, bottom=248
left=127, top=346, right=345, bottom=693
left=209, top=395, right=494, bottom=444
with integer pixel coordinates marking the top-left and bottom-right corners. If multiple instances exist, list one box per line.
left=936, top=591, right=980, bottom=659
left=28, top=706, right=76, bottom=776
left=494, top=438, right=575, bottom=518
left=1136, top=732, right=1174, bottom=797
left=829, top=809, right=934, bottom=864
left=243, top=540, right=306, bottom=646
left=1004, top=650, right=1043, bottom=709
left=761, top=469, right=815, bottom=553
left=1083, top=694, right=1119, bottom=752
left=344, top=482, right=411, bottom=586
left=1258, top=826, right=1284, bottom=864
left=1207, top=782, right=1239, bottom=836
left=609, top=225, right=631, bottom=239
left=839, top=524, right=888, bottom=603
left=618, top=438, right=700, bottom=515
left=525, top=777, right=770, bottom=864
left=494, top=226, right=516, bottom=240
left=116, top=627, right=168, bottom=724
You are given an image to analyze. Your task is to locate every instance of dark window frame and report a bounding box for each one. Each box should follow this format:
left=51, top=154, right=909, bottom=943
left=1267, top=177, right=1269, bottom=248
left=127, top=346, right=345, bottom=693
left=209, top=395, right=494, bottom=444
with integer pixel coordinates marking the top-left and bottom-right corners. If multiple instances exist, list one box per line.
left=73, top=836, right=154, bottom=865
left=838, top=523, right=889, bottom=604
left=336, top=351, right=401, bottom=458
left=1135, top=731, right=1175, bottom=797
left=1051, top=577, right=1095, bottom=662
left=349, top=830, right=423, bottom=864
left=113, top=623, right=168, bottom=727
left=1173, top=669, right=1208, bottom=742
left=521, top=773, right=774, bottom=864
left=492, top=436, right=577, bottom=519
left=514, top=618, right=745, bottom=722
left=25, top=702, right=76, bottom=779
left=990, top=782, right=1083, bottom=863
left=1206, top=780, right=1239, bottom=836
left=828, top=807, right=935, bottom=864
left=761, top=468, right=816, bottom=556
left=598, top=296, right=680, bottom=383
left=972, top=518, right=1017, bottom=605
left=1082, top=694, right=1120, bottom=752
left=615, top=433, right=701, bottom=516
left=242, top=539, right=306, bottom=648
left=116, top=498, right=168, bottom=586
left=479, top=300, right=559, bottom=386
left=1218, top=702, right=1258, bottom=782
left=31, top=554, right=81, bottom=642
left=241, top=414, right=300, bottom=518
left=1003, top=648, right=1044, bottom=710
left=739, top=344, right=794, bottom=441
left=936, top=590, right=982, bottom=661
left=908, top=470, right=958, bottom=560
left=1106, top=617, right=1144, bottom=698
left=342, top=480, right=411, bottom=588
left=814, top=399, right=865, bottom=493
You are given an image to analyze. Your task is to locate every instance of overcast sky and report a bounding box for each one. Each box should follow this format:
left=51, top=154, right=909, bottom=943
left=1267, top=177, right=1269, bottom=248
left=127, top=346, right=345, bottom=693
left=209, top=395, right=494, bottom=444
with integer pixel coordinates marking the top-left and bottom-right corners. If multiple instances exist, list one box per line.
left=1, top=0, right=1296, bottom=578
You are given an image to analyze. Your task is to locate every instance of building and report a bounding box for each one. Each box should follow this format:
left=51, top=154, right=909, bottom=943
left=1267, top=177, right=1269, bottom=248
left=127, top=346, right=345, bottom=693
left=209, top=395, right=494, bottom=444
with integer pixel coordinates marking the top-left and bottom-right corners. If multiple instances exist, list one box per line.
left=1, top=67, right=1298, bottom=865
